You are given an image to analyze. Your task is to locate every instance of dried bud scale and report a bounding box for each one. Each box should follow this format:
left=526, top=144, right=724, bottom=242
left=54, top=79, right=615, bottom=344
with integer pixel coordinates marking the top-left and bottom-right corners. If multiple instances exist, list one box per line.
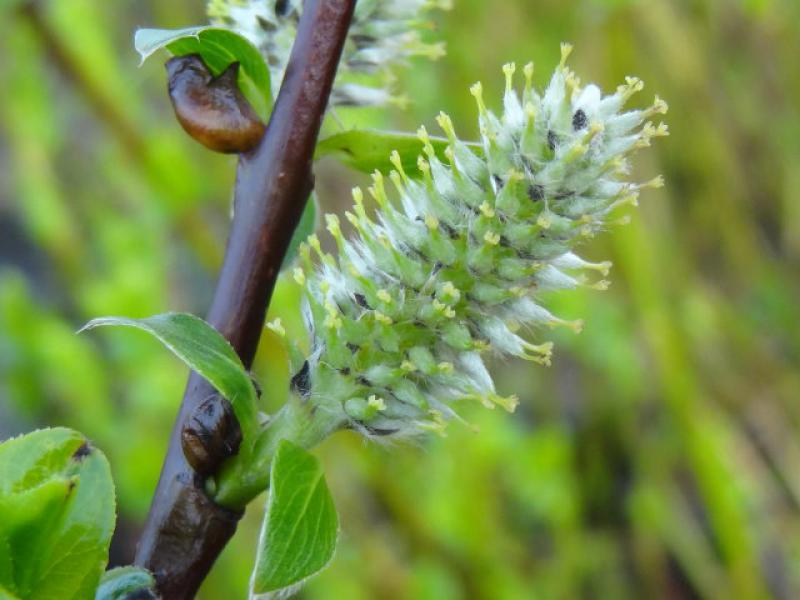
left=295, top=46, right=668, bottom=439
left=206, top=0, right=450, bottom=106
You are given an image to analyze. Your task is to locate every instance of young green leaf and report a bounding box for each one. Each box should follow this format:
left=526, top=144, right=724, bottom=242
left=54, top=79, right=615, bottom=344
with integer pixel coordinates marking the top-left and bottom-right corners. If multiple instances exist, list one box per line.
left=134, top=27, right=272, bottom=121
left=94, top=566, right=156, bottom=600
left=250, top=440, right=338, bottom=598
left=80, top=313, right=259, bottom=446
left=315, top=129, right=482, bottom=177
left=0, top=428, right=115, bottom=600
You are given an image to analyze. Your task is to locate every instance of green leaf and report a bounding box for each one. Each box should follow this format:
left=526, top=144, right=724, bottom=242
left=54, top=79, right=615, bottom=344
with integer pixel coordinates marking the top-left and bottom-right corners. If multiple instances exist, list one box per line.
left=134, top=27, right=272, bottom=121
left=95, top=566, right=156, bottom=600
left=315, top=129, right=483, bottom=177
left=281, top=194, right=318, bottom=272
left=80, top=313, right=259, bottom=446
left=0, top=428, right=116, bottom=600
left=133, top=26, right=207, bottom=63
left=251, top=440, right=338, bottom=597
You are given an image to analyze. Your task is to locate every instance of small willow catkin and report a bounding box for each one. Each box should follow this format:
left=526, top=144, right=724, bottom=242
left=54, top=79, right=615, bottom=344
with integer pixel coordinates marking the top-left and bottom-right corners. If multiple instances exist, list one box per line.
left=207, top=0, right=450, bottom=106
left=291, top=45, right=668, bottom=438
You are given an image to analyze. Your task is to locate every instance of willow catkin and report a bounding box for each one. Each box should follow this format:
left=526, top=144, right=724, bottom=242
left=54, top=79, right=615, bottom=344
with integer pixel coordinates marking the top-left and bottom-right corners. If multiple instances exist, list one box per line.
left=289, top=45, right=669, bottom=437
left=206, top=0, right=450, bottom=106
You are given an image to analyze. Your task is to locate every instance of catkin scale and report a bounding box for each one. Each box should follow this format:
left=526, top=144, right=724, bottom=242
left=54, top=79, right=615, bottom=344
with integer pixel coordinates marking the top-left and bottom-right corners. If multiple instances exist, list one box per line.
left=166, top=54, right=266, bottom=154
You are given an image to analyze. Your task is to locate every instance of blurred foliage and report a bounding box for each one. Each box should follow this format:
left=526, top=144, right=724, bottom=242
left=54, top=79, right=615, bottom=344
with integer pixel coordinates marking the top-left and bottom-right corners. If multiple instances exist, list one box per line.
left=1, top=0, right=799, bottom=598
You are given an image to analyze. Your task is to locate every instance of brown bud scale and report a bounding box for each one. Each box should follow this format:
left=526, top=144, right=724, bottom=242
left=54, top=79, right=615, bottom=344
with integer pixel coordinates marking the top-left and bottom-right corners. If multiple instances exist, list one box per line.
left=166, top=54, right=266, bottom=154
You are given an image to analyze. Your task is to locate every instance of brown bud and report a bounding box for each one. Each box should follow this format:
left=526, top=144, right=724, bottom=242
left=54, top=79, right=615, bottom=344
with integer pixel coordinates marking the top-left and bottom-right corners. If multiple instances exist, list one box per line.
left=181, top=394, right=242, bottom=475
left=166, top=54, right=266, bottom=154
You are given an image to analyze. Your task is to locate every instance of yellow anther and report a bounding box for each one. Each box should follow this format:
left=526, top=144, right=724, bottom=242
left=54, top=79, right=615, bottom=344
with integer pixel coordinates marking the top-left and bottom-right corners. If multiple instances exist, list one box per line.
left=417, top=125, right=435, bottom=156
left=565, top=71, right=581, bottom=97
left=417, top=156, right=430, bottom=174
left=298, top=242, right=311, bottom=261
left=417, top=125, right=430, bottom=143
left=293, top=268, right=306, bottom=286
left=323, top=312, right=342, bottom=330
left=580, top=260, right=612, bottom=276
left=490, top=393, right=519, bottom=413
left=369, top=171, right=389, bottom=206
left=472, top=339, right=491, bottom=352
left=537, top=214, right=552, bottom=229
left=560, top=42, right=573, bottom=68
left=325, top=213, right=341, bottom=237
left=401, top=360, right=417, bottom=372
left=479, top=201, right=495, bottom=218
left=389, top=150, right=407, bottom=180
left=367, top=395, right=386, bottom=411
left=419, top=409, right=448, bottom=436
left=441, top=281, right=461, bottom=302
left=433, top=299, right=456, bottom=318
left=484, top=231, right=501, bottom=245
left=619, top=76, right=645, bottom=101
left=424, top=214, right=440, bottom=230
left=374, top=311, right=393, bottom=326
left=653, top=122, right=669, bottom=136
left=266, top=318, right=285, bottom=337
left=470, top=82, right=486, bottom=113
left=523, top=61, right=534, bottom=84
left=436, top=112, right=456, bottom=140
left=437, top=361, right=454, bottom=374
left=377, top=289, right=392, bottom=303
left=652, top=95, right=669, bottom=114
left=643, top=175, right=665, bottom=188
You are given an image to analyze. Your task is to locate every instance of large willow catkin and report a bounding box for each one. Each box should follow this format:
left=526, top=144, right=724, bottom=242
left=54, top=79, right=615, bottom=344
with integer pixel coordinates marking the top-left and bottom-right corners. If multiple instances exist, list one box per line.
left=288, top=45, right=668, bottom=437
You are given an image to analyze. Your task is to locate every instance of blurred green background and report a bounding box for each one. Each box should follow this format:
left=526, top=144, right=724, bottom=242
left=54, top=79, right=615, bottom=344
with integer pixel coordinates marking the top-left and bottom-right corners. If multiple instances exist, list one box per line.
left=1, top=0, right=799, bottom=598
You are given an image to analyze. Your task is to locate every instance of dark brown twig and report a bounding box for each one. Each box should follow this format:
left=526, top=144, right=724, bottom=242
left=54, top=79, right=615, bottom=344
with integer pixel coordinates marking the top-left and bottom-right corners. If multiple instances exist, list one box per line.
left=133, top=1, right=356, bottom=597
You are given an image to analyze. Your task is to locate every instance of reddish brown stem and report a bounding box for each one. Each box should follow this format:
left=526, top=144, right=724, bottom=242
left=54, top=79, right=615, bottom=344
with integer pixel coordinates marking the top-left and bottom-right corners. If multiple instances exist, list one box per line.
left=133, top=2, right=356, bottom=597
